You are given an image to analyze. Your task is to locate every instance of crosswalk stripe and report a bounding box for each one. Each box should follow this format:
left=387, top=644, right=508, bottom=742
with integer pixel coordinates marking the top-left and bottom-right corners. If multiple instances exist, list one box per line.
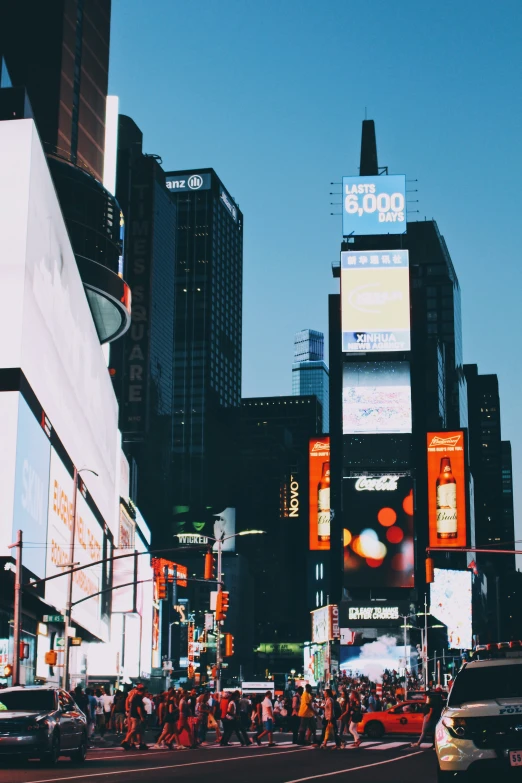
left=369, top=741, right=409, bottom=750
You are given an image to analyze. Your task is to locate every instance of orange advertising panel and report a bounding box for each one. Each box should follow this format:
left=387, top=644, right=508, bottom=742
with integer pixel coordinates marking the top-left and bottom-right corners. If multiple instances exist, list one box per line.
left=427, top=432, right=467, bottom=548
left=309, top=437, right=331, bottom=550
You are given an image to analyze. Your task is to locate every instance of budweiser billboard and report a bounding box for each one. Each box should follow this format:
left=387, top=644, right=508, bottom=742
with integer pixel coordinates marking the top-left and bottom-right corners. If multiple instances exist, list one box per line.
left=427, top=432, right=467, bottom=548
left=309, top=437, right=331, bottom=550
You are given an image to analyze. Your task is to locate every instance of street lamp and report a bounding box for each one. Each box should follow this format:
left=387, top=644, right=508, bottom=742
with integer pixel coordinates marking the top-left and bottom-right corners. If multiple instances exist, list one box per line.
left=202, top=529, right=265, bottom=691
left=62, top=467, right=98, bottom=691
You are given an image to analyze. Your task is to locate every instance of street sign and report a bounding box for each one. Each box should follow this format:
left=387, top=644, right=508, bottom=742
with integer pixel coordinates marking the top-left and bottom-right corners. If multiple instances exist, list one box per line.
left=55, top=637, right=65, bottom=649
left=71, top=637, right=82, bottom=646
left=43, top=615, right=64, bottom=623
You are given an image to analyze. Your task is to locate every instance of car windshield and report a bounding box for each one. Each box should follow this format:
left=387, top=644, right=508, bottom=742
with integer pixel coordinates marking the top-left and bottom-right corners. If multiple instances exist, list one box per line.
left=0, top=690, right=55, bottom=712
left=448, top=664, right=522, bottom=706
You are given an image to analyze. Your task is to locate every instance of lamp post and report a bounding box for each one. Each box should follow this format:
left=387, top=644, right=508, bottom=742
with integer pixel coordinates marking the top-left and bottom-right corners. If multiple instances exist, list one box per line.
left=202, top=529, right=265, bottom=692
left=62, top=467, right=98, bottom=692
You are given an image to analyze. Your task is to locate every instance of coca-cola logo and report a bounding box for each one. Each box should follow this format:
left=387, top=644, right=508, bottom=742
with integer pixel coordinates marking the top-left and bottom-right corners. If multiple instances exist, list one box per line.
left=354, top=476, right=398, bottom=492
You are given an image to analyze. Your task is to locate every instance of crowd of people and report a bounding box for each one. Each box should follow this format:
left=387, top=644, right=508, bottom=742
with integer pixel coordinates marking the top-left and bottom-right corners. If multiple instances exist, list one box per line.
left=67, top=668, right=441, bottom=751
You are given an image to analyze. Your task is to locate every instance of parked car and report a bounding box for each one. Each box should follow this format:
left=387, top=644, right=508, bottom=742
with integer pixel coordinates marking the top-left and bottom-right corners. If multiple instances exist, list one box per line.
left=0, top=685, right=87, bottom=764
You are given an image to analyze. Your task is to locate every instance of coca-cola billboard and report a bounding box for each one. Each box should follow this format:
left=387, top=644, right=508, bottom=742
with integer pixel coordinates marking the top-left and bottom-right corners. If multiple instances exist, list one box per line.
left=343, top=474, right=414, bottom=588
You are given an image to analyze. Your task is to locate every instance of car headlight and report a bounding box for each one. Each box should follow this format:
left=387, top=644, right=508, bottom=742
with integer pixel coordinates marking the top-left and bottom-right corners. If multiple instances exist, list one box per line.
left=442, top=717, right=468, bottom=738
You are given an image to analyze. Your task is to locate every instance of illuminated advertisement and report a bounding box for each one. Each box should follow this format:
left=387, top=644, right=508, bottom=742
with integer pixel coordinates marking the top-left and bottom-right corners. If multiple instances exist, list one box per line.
left=309, top=438, right=331, bottom=550
left=343, top=362, right=412, bottom=434
left=173, top=505, right=236, bottom=552
left=45, top=449, right=103, bottom=636
left=165, top=172, right=211, bottom=192
left=311, top=605, right=340, bottom=643
left=343, top=474, right=414, bottom=588
left=341, top=249, right=410, bottom=353
left=431, top=568, right=472, bottom=650
left=12, top=396, right=51, bottom=579
left=342, top=175, right=406, bottom=236
left=303, top=643, right=322, bottom=687
left=427, top=432, right=467, bottom=548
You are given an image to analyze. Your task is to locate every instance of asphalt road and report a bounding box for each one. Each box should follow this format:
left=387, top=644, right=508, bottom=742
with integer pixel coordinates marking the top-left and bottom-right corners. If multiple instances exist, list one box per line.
left=0, top=737, right=439, bottom=783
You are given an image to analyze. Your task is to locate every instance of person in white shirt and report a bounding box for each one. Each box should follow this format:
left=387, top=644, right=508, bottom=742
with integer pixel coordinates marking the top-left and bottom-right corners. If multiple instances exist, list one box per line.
left=256, top=691, right=275, bottom=746
left=142, top=694, right=153, bottom=728
left=100, top=690, right=114, bottom=731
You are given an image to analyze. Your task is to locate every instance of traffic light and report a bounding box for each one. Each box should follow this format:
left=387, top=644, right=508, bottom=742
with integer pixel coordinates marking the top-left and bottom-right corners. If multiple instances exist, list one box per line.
left=3, top=664, right=12, bottom=678
left=44, top=650, right=58, bottom=666
left=224, top=633, right=234, bottom=657
left=426, top=557, right=434, bottom=584
left=204, top=551, right=215, bottom=580
left=215, top=591, right=229, bottom=622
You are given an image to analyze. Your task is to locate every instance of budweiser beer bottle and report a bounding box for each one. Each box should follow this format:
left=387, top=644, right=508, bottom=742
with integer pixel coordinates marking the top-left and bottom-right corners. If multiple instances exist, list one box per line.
left=318, top=462, right=331, bottom=543
left=436, top=456, right=457, bottom=539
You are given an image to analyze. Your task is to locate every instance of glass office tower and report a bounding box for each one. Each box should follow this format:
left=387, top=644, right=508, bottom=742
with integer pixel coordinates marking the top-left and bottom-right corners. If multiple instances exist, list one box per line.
left=292, top=329, right=329, bottom=433
left=165, top=168, right=243, bottom=512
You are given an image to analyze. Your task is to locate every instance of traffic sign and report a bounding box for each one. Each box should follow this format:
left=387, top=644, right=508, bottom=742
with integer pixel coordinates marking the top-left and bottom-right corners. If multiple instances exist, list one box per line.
left=71, top=637, right=82, bottom=646
left=43, top=615, right=64, bottom=623
left=55, top=637, right=65, bottom=649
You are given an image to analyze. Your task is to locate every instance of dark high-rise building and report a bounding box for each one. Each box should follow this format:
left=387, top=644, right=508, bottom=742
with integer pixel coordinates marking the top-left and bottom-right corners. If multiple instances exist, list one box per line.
left=165, top=169, right=243, bottom=519
left=292, top=330, right=330, bottom=433
left=501, top=441, right=515, bottom=547
left=1, top=0, right=111, bottom=180
left=111, top=115, right=176, bottom=536
left=238, top=396, right=322, bottom=656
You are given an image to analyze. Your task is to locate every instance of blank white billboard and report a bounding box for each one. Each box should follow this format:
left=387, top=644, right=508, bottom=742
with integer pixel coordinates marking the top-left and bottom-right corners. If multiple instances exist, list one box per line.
left=0, top=120, right=119, bottom=537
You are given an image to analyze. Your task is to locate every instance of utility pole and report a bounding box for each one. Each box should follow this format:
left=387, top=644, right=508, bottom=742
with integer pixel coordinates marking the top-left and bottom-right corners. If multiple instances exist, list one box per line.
left=424, top=593, right=429, bottom=689
left=63, top=466, right=79, bottom=691
left=8, top=530, right=23, bottom=686
left=215, top=534, right=223, bottom=692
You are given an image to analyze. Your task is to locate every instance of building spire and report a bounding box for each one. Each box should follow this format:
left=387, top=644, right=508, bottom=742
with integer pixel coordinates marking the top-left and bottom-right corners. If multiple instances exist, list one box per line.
left=360, top=119, right=378, bottom=176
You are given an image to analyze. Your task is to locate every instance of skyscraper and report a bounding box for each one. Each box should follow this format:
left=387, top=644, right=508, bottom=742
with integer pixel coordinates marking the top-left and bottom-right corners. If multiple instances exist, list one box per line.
left=165, top=169, right=243, bottom=518
left=1, top=0, right=111, bottom=180
left=111, top=115, right=176, bottom=539
left=292, top=330, right=330, bottom=433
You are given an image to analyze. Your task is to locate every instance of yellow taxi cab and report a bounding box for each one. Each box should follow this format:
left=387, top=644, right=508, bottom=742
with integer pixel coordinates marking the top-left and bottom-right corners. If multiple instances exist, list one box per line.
left=358, top=700, right=426, bottom=739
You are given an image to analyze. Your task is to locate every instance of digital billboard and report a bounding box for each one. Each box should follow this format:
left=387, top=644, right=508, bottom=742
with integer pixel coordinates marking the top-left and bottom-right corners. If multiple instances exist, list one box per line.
left=12, top=396, right=51, bottom=579
left=427, top=432, right=467, bottom=548
left=343, top=474, right=414, bottom=588
left=311, top=605, right=340, bottom=643
left=342, top=175, right=406, bottom=236
left=430, top=568, right=472, bottom=650
left=341, top=249, right=410, bottom=353
left=343, top=362, right=412, bottom=434
left=45, top=448, right=104, bottom=637
left=309, top=438, right=331, bottom=550
left=173, top=505, right=236, bottom=552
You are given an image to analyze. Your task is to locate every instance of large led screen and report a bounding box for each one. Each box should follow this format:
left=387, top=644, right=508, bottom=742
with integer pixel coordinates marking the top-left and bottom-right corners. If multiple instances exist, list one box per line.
left=309, top=437, right=331, bottom=550
left=341, top=249, right=410, bottom=353
left=427, top=432, right=467, bottom=548
left=343, top=362, right=412, bottom=434
left=12, top=396, right=51, bottom=579
left=342, top=175, right=406, bottom=236
left=173, top=506, right=236, bottom=552
left=343, top=474, right=414, bottom=588
left=430, top=568, right=472, bottom=650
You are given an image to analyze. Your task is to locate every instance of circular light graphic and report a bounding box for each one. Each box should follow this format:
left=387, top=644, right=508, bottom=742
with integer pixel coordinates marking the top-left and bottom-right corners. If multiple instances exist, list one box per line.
left=386, top=526, right=404, bottom=544
left=403, top=490, right=414, bottom=516
left=377, top=507, right=397, bottom=527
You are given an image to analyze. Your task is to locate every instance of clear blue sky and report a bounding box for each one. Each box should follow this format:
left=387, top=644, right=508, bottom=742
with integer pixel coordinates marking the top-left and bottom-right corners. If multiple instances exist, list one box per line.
left=110, top=0, right=522, bottom=550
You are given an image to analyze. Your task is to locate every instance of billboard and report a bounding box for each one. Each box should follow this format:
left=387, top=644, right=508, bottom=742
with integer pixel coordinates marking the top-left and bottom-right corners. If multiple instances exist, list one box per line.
left=311, top=605, right=340, bottom=643
left=342, top=175, right=406, bottom=236
left=0, top=120, right=119, bottom=534
left=173, top=506, right=236, bottom=552
left=343, top=474, right=414, bottom=588
left=12, top=396, right=51, bottom=579
left=427, top=432, right=467, bottom=547
left=45, top=448, right=104, bottom=637
left=341, top=249, right=410, bottom=353
left=165, top=172, right=211, bottom=192
left=430, top=568, right=472, bottom=650
left=343, top=361, right=412, bottom=434
left=309, top=438, right=331, bottom=550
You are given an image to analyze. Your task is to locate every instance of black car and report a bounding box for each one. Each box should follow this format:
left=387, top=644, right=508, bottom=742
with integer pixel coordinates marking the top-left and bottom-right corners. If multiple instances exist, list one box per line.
left=0, top=685, right=88, bottom=764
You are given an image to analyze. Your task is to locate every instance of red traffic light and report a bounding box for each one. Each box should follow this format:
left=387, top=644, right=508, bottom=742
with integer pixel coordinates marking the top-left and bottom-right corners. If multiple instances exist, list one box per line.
left=215, top=590, right=230, bottom=622
left=224, top=633, right=234, bottom=657
left=204, top=551, right=215, bottom=580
